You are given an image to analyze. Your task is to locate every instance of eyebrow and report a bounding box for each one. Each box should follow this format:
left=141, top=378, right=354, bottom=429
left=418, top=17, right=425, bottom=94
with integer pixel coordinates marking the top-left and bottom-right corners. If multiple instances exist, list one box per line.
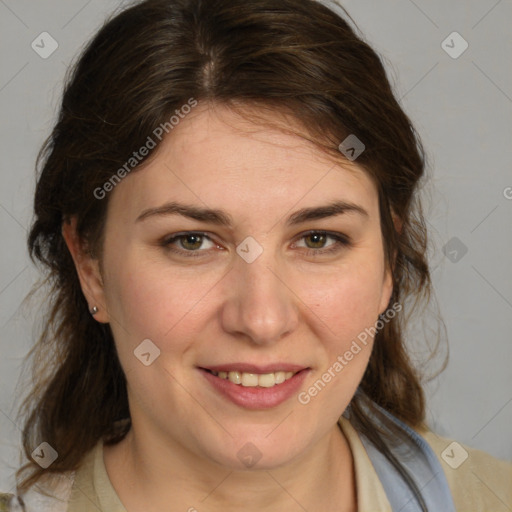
left=135, top=199, right=368, bottom=226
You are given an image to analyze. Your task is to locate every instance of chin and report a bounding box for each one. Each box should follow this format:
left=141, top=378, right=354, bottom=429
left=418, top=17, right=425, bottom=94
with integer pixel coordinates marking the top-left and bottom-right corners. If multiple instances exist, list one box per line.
left=201, top=431, right=306, bottom=472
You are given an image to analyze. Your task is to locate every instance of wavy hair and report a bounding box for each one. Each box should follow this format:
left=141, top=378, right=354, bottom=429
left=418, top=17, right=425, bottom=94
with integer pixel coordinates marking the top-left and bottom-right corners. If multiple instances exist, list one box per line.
left=20, top=0, right=437, bottom=508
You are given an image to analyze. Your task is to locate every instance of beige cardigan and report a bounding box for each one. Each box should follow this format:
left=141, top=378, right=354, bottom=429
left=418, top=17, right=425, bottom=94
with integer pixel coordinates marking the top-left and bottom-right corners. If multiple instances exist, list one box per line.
left=9, top=417, right=512, bottom=511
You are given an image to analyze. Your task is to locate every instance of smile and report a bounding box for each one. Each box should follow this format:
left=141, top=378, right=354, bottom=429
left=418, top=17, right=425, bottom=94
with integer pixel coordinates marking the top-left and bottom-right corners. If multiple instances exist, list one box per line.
left=200, top=366, right=310, bottom=409
left=206, top=369, right=299, bottom=388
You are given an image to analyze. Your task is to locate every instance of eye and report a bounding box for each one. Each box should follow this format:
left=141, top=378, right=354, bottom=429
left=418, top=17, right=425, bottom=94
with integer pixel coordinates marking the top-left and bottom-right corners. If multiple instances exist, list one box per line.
left=160, top=230, right=350, bottom=259
left=293, top=231, right=350, bottom=256
left=161, top=232, right=219, bottom=257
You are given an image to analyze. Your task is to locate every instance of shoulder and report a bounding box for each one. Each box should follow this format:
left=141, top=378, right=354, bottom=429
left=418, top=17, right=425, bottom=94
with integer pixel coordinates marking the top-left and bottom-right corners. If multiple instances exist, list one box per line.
left=7, top=440, right=120, bottom=512
left=418, top=428, right=512, bottom=511
left=0, top=494, right=25, bottom=511
left=2, top=472, right=75, bottom=512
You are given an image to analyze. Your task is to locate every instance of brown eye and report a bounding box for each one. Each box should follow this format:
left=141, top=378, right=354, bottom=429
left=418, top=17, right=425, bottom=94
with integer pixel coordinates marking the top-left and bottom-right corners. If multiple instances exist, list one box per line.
left=161, top=232, right=217, bottom=256
left=304, top=233, right=328, bottom=249
left=179, top=234, right=204, bottom=251
left=294, top=231, right=351, bottom=256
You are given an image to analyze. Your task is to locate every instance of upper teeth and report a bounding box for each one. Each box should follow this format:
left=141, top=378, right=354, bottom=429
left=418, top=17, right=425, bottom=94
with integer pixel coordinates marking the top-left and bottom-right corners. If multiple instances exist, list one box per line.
left=211, top=370, right=296, bottom=388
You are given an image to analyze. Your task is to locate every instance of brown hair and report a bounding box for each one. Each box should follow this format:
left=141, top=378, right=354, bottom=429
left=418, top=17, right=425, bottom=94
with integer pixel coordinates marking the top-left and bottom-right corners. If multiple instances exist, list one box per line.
left=20, top=0, right=433, bottom=505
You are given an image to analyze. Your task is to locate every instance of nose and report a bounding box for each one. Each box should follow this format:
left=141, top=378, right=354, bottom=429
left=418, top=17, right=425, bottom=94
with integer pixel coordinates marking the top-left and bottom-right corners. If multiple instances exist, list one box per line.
left=220, top=251, right=299, bottom=346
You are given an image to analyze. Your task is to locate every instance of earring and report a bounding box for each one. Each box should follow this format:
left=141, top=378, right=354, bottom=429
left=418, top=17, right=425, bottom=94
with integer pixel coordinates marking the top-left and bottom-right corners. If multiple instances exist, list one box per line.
left=90, top=306, right=99, bottom=316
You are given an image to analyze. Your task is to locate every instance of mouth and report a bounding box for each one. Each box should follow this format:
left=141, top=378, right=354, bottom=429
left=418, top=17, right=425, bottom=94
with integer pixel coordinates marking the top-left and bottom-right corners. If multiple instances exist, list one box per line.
left=204, top=369, right=300, bottom=388
left=198, top=364, right=310, bottom=409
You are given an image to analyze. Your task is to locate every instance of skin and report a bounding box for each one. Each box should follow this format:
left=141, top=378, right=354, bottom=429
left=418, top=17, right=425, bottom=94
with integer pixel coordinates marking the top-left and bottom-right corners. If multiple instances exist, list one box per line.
left=63, top=103, right=393, bottom=512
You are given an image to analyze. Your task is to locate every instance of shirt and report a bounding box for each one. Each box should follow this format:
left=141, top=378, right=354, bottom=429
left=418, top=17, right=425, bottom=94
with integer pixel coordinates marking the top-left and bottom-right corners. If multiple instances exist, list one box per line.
left=4, top=414, right=512, bottom=511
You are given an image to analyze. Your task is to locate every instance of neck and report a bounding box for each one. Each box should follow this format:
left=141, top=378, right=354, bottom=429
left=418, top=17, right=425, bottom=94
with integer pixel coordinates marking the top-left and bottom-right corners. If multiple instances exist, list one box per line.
left=104, top=420, right=356, bottom=512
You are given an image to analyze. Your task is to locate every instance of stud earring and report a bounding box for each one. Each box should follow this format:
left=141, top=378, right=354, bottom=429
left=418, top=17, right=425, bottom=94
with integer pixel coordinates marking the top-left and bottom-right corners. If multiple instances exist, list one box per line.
left=90, top=306, right=99, bottom=315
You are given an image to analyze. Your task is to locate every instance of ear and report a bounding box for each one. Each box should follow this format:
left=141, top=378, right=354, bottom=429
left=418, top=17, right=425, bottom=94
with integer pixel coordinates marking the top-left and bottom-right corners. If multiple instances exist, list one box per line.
left=378, top=264, right=394, bottom=316
left=378, top=211, right=401, bottom=315
left=61, top=217, right=110, bottom=323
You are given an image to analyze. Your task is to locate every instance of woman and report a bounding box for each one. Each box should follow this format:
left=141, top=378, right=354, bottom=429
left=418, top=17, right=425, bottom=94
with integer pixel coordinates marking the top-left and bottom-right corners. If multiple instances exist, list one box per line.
left=2, top=0, right=510, bottom=510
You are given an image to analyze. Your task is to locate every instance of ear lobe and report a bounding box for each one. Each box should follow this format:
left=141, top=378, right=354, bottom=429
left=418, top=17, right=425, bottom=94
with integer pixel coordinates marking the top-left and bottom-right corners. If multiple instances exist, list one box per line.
left=61, top=218, right=109, bottom=323
left=379, top=265, right=394, bottom=316
left=379, top=211, right=401, bottom=314
left=392, top=211, right=403, bottom=234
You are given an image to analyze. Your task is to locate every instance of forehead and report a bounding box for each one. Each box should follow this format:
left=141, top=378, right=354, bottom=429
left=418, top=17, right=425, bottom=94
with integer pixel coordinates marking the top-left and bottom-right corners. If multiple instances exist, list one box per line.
left=108, top=103, right=379, bottom=223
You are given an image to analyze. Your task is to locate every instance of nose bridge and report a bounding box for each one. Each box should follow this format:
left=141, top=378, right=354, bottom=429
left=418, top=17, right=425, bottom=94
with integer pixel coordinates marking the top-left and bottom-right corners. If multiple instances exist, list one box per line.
left=220, top=246, right=299, bottom=345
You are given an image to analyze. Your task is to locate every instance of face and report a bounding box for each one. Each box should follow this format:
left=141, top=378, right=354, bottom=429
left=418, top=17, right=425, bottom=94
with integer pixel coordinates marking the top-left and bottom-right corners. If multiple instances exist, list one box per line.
left=73, top=103, right=392, bottom=470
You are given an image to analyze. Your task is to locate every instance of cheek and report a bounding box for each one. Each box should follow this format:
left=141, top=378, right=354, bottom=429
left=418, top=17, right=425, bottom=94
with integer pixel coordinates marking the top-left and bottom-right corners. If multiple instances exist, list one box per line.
left=103, top=252, right=223, bottom=347
left=295, top=266, right=387, bottom=412
left=102, top=237, right=388, bottom=362
left=101, top=258, right=219, bottom=409
left=301, top=261, right=387, bottom=347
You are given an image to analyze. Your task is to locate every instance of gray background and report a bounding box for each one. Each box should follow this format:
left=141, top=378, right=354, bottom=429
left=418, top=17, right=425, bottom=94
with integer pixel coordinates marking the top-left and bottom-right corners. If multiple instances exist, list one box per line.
left=1, top=0, right=511, bottom=495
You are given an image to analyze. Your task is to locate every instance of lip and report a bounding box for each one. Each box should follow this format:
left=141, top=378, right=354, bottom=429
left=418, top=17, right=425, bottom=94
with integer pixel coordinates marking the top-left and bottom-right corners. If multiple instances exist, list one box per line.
left=202, top=363, right=307, bottom=374
left=199, top=367, right=310, bottom=410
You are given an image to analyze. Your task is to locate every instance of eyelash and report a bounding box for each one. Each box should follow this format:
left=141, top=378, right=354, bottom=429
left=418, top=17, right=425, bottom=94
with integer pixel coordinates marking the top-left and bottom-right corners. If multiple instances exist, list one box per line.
left=160, top=231, right=351, bottom=258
